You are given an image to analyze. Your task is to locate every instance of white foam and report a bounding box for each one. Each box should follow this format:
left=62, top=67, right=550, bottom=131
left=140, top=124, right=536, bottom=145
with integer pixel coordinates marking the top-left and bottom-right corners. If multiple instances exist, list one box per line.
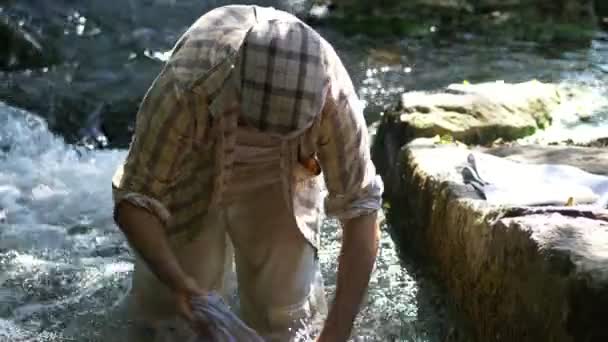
left=0, top=102, right=126, bottom=230
left=0, top=102, right=133, bottom=340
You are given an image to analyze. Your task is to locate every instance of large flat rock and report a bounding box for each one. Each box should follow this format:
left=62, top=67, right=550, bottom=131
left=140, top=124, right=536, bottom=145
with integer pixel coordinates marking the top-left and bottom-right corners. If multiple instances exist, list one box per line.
left=483, top=144, right=608, bottom=176
left=388, top=138, right=608, bottom=342
left=395, top=81, right=559, bottom=144
left=370, top=81, right=600, bottom=191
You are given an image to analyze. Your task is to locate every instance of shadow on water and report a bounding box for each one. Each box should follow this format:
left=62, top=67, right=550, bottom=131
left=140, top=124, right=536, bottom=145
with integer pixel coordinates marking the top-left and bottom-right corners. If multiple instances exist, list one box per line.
left=383, top=212, right=477, bottom=342
left=317, top=219, right=471, bottom=342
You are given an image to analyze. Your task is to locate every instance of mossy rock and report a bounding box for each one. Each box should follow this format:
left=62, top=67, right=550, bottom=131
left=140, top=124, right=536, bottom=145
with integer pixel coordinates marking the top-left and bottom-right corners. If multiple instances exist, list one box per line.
left=394, top=80, right=559, bottom=145
left=312, top=2, right=596, bottom=44
left=386, top=141, right=608, bottom=342
left=370, top=80, right=582, bottom=188
left=0, top=14, right=59, bottom=70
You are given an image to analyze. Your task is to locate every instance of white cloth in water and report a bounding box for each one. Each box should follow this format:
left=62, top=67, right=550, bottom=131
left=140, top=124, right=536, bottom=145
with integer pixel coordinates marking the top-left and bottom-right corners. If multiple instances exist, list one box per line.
left=188, top=293, right=265, bottom=342
left=462, top=152, right=608, bottom=207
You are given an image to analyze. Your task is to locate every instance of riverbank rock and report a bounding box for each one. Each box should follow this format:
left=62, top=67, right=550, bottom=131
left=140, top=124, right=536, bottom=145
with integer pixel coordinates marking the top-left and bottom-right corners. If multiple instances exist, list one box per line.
left=311, top=0, right=597, bottom=42
left=0, top=15, right=56, bottom=70
left=582, top=137, right=608, bottom=147
left=371, top=80, right=573, bottom=183
left=386, top=138, right=608, bottom=342
left=483, top=144, right=608, bottom=175
left=400, top=80, right=558, bottom=141
left=326, top=0, right=595, bottom=20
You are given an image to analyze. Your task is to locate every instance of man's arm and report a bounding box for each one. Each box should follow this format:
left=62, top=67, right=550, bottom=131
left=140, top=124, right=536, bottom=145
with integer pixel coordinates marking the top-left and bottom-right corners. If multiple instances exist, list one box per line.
left=111, top=63, right=204, bottom=317
left=114, top=201, right=192, bottom=294
left=318, top=213, right=380, bottom=341
left=313, top=37, right=385, bottom=339
left=114, top=201, right=204, bottom=320
left=315, top=80, right=384, bottom=341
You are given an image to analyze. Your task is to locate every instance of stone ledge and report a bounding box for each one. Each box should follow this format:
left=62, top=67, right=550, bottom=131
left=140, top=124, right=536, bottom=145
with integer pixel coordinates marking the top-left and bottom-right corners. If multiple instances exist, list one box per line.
left=483, top=144, right=608, bottom=176
left=388, top=139, right=608, bottom=342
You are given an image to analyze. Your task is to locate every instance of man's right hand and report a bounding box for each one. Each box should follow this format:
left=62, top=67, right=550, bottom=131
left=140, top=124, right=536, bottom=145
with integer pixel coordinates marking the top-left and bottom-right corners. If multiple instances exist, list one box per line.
left=174, top=276, right=215, bottom=337
left=174, top=276, right=207, bottom=321
left=114, top=202, right=210, bottom=334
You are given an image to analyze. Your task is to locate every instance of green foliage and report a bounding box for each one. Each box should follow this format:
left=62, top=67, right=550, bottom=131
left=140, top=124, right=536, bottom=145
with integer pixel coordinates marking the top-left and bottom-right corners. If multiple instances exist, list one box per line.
left=439, top=134, right=455, bottom=145
left=319, top=2, right=597, bottom=45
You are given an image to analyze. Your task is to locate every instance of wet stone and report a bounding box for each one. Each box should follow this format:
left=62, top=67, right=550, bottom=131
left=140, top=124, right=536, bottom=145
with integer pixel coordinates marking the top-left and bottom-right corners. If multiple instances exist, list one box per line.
left=385, top=138, right=608, bottom=342
left=67, top=224, right=93, bottom=236
left=0, top=15, right=54, bottom=71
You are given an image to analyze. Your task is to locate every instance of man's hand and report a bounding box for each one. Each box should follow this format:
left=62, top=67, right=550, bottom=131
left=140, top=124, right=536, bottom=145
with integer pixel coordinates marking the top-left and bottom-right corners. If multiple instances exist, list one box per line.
left=173, top=276, right=216, bottom=337
left=115, top=202, right=216, bottom=336
left=175, top=276, right=207, bottom=321
left=114, top=201, right=204, bottom=311
left=317, top=212, right=380, bottom=342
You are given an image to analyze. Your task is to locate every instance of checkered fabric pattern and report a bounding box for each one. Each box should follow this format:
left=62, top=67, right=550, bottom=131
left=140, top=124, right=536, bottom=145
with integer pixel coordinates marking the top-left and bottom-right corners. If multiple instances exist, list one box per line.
left=237, top=16, right=328, bottom=135
left=111, top=5, right=384, bottom=245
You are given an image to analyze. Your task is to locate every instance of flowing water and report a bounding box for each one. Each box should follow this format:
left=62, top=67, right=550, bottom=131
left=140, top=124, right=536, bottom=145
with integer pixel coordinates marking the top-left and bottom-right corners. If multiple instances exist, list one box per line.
left=1, top=1, right=608, bottom=341
left=0, top=102, right=455, bottom=341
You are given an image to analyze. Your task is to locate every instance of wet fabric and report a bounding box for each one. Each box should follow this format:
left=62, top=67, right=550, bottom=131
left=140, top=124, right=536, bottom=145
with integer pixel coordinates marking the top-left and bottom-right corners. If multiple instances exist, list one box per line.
left=187, top=293, right=265, bottom=342
left=462, top=152, right=608, bottom=207
left=125, top=180, right=327, bottom=342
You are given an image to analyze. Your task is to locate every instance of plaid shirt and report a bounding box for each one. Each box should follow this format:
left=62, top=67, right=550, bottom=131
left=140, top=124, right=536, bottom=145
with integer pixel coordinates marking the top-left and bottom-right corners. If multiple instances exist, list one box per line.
left=112, top=5, right=384, bottom=247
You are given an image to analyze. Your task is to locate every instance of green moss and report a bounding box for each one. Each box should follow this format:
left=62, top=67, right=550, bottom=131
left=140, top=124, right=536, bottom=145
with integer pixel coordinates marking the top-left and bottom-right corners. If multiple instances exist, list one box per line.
left=521, top=125, right=537, bottom=137
left=527, top=100, right=553, bottom=129
left=439, top=134, right=455, bottom=145
left=319, top=5, right=596, bottom=45
left=549, top=23, right=596, bottom=43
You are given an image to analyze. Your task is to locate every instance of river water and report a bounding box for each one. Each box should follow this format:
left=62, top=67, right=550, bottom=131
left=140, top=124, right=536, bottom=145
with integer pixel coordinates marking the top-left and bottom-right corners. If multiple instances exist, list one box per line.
left=1, top=1, right=608, bottom=341
left=0, top=101, right=456, bottom=341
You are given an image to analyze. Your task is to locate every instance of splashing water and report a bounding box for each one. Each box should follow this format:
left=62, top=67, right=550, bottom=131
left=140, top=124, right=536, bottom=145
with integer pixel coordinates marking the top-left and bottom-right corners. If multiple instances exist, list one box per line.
left=0, top=102, right=456, bottom=341
left=0, top=102, right=134, bottom=341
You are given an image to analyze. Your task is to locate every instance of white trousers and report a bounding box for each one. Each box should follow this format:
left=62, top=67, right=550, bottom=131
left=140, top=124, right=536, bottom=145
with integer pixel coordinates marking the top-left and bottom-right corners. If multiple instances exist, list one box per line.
left=125, top=181, right=327, bottom=341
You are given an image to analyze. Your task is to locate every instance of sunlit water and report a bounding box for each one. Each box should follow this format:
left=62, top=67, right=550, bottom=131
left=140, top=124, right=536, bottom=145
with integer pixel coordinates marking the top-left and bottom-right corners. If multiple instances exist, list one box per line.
left=0, top=102, right=457, bottom=341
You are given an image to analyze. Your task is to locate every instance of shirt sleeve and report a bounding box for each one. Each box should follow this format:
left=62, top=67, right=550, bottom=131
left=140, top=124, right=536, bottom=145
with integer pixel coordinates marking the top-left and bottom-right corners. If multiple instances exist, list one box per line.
left=316, top=50, right=384, bottom=221
left=111, top=63, right=197, bottom=227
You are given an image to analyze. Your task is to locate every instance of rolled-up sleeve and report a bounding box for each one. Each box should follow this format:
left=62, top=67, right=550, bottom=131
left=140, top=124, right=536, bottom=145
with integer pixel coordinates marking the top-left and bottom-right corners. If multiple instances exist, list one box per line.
left=112, top=63, right=195, bottom=227
left=316, top=60, right=384, bottom=221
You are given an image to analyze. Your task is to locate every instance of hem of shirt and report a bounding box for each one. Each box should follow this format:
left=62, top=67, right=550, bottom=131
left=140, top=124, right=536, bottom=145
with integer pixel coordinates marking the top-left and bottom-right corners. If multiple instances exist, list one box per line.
left=328, top=206, right=382, bottom=221
left=324, top=176, right=384, bottom=221
left=113, top=190, right=172, bottom=227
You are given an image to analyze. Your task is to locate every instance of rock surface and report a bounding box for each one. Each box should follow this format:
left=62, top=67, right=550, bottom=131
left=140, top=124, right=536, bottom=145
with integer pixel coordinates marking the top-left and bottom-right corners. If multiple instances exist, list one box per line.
left=0, top=15, right=56, bottom=71
left=372, top=80, right=584, bottom=187
left=483, top=144, right=608, bottom=176
left=386, top=138, right=608, bottom=342
left=397, top=81, right=558, bottom=143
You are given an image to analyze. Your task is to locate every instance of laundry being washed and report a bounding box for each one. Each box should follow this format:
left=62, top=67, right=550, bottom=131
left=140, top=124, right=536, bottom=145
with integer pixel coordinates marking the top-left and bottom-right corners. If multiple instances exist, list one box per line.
left=461, top=152, right=608, bottom=208
left=186, top=293, right=265, bottom=342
